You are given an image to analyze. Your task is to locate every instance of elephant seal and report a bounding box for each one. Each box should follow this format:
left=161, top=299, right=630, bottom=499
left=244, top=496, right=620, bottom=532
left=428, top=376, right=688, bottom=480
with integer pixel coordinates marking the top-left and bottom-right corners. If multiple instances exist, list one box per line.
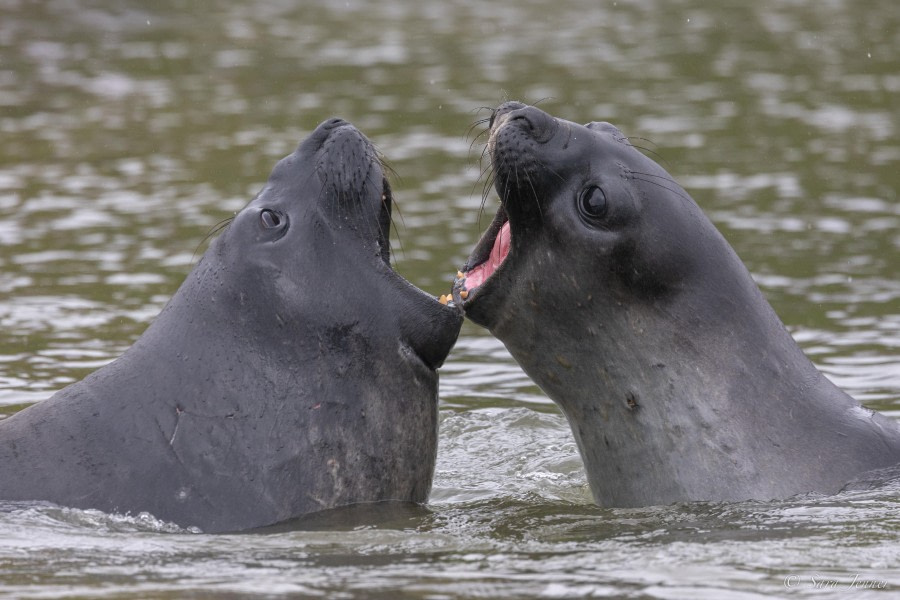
left=0, top=118, right=462, bottom=532
left=452, top=101, right=900, bottom=507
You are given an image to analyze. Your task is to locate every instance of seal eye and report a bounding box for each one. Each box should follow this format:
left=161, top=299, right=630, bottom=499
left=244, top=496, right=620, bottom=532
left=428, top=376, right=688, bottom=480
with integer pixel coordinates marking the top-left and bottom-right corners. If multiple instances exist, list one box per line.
left=260, top=209, right=282, bottom=229
left=578, top=186, right=609, bottom=221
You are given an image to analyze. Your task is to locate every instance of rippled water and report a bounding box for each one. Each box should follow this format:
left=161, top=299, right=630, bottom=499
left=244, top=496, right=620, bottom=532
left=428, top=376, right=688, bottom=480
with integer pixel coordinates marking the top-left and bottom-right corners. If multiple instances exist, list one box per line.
left=1, top=0, right=899, bottom=597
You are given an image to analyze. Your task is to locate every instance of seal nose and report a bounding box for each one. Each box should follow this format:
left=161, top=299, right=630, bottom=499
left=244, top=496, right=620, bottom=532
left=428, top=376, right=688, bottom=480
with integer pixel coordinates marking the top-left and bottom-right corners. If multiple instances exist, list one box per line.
left=322, top=117, right=348, bottom=130
left=300, top=117, right=357, bottom=154
left=496, top=104, right=558, bottom=144
left=491, top=101, right=528, bottom=128
left=315, top=117, right=354, bottom=138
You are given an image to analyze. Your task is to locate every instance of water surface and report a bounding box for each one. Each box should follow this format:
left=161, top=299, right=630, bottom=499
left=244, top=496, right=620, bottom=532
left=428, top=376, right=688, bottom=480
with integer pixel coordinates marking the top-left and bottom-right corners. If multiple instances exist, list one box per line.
left=1, top=0, right=899, bottom=597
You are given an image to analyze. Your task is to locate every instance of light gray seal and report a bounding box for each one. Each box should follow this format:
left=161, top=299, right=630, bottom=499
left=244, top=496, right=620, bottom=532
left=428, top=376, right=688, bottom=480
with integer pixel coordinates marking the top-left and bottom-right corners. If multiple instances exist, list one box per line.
left=0, top=118, right=463, bottom=532
left=452, top=101, right=900, bottom=506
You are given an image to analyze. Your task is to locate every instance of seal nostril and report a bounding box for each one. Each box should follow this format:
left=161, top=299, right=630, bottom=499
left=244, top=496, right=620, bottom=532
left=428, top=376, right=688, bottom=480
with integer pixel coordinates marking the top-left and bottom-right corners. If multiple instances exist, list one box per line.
left=325, top=117, right=346, bottom=129
left=505, top=106, right=557, bottom=143
left=497, top=101, right=527, bottom=113
left=510, top=112, right=534, bottom=130
left=490, top=101, right=530, bottom=131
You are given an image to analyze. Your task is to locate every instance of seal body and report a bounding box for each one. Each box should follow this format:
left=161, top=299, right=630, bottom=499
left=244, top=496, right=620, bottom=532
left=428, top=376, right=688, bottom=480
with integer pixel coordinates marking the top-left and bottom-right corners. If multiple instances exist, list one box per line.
left=0, top=119, right=462, bottom=532
left=454, top=102, right=900, bottom=507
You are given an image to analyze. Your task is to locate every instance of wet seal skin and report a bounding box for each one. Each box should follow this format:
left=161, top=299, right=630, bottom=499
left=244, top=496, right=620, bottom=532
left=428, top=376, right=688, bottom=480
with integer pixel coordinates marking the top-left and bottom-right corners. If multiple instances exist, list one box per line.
left=451, top=101, right=900, bottom=507
left=0, top=119, right=463, bottom=533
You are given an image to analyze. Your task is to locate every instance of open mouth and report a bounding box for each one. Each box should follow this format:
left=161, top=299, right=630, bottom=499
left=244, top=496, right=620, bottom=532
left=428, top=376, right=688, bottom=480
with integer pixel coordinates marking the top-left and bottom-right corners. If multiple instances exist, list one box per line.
left=445, top=204, right=511, bottom=306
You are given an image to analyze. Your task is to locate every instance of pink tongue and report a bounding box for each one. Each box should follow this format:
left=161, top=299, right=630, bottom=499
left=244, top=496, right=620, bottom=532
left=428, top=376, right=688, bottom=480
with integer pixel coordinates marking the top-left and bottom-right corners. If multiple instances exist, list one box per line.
left=464, top=221, right=510, bottom=290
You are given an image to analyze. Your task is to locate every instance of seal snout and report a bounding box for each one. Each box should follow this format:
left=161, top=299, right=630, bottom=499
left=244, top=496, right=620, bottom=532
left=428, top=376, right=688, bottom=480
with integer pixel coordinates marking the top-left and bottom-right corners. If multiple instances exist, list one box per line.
left=489, top=101, right=527, bottom=130
left=447, top=103, right=559, bottom=312
left=490, top=103, right=558, bottom=146
left=488, top=104, right=559, bottom=202
left=314, top=118, right=379, bottom=195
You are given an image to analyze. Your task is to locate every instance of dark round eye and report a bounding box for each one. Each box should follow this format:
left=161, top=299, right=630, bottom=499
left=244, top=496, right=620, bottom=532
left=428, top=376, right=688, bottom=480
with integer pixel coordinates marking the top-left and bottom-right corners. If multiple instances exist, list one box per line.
left=578, top=186, right=608, bottom=221
left=260, top=209, right=282, bottom=229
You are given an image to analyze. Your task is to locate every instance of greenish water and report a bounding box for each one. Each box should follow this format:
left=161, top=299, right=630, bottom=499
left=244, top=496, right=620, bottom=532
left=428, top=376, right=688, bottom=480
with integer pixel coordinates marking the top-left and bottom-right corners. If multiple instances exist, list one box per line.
left=1, top=0, right=899, bottom=598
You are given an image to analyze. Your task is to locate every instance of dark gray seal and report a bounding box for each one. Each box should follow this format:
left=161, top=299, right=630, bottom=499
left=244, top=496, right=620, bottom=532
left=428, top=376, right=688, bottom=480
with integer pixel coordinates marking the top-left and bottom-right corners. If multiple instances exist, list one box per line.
left=452, top=101, right=900, bottom=507
left=0, top=118, right=462, bottom=532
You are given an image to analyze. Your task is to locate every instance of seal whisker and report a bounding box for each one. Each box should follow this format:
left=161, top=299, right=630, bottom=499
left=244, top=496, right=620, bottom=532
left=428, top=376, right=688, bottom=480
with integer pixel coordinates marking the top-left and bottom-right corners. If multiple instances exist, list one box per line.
left=468, top=127, right=493, bottom=154
left=500, top=165, right=514, bottom=207
left=465, top=107, right=497, bottom=157
left=385, top=184, right=405, bottom=231
left=482, top=169, right=497, bottom=204
left=299, top=165, right=325, bottom=224
left=628, top=136, right=661, bottom=149
left=479, top=142, right=493, bottom=170
left=472, top=162, right=497, bottom=227
left=366, top=163, right=405, bottom=263
left=360, top=164, right=381, bottom=219
left=615, top=135, right=672, bottom=169
left=630, top=170, right=684, bottom=187
left=512, top=163, right=543, bottom=221
left=523, top=167, right=544, bottom=221
left=192, top=216, right=235, bottom=264
left=534, top=158, right=567, bottom=185
left=374, top=155, right=407, bottom=259
left=475, top=161, right=496, bottom=197
left=629, top=145, right=671, bottom=169
left=513, top=164, right=522, bottom=203
left=377, top=153, right=402, bottom=185
left=314, top=165, right=341, bottom=230
left=631, top=175, right=695, bottom=206
left=478, top=168, right=499, bottom=228
left=469, top=105, right=497, bottom=118
left=466, top=116, right=492, bottom=143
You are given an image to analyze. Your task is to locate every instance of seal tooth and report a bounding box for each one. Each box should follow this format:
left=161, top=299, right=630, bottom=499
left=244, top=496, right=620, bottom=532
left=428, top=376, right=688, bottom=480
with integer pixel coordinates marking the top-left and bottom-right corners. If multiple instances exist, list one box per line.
left=460, top=289, right=469, bottom=299
left=457, top=271, right=464, bottom=279
left=439, top=294, right=450, bottom=305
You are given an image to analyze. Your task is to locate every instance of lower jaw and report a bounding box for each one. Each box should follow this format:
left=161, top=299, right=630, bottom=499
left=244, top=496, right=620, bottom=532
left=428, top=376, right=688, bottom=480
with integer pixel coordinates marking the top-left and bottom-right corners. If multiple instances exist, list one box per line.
left=450, top=272, right=470, bottom=306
